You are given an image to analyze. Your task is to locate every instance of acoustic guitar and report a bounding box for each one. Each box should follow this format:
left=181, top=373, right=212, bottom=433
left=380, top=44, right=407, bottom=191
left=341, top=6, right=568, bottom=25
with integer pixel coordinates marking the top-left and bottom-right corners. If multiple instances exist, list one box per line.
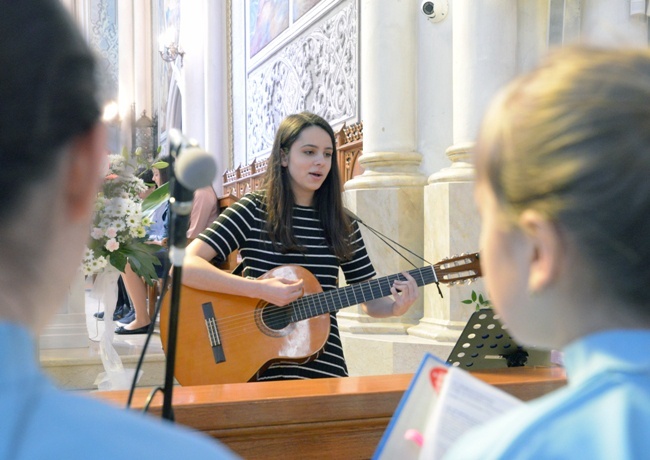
left=160, top=253, right=481, bottom=386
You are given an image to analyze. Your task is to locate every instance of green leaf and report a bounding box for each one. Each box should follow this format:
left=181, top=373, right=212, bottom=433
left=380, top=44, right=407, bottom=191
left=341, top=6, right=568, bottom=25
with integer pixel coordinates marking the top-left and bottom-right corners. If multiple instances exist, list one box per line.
left=461, top=300, right=473, bottom=304
left=109, top=251, right=128, bottom=273
left=152, top=160, right=169, bottom=169
left=130, top=256, right=161, bottom=285
left=478, top=294, right=485, bottom=304
left=471, top=291, right=477, bottom=302
left=142, top=182, right=170, bottom=216
left=119, top=242, right=164, bottom=286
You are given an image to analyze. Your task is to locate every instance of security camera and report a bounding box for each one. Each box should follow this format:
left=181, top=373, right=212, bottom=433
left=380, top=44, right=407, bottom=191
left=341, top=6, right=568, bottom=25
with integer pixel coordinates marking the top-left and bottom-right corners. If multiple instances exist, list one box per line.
left=421, top=1, right=435, bottom=16
left=421, top=0, right=448, bottom=23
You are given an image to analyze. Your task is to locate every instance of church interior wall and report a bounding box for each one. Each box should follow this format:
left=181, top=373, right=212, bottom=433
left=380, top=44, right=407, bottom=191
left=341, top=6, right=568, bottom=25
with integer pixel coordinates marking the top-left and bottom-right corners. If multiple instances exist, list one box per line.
left=64, top=0, right=650, bottom=378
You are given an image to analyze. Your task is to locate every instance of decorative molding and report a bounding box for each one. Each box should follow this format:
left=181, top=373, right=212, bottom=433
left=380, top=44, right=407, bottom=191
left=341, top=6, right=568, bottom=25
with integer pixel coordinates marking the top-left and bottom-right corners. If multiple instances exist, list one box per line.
left=246, top=0, right=358, bottom=159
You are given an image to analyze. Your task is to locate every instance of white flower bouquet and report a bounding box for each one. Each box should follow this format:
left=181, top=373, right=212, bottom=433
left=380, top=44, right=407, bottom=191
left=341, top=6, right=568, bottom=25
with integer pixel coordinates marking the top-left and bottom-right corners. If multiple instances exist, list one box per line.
left=82, top=149, right=166, bottom=285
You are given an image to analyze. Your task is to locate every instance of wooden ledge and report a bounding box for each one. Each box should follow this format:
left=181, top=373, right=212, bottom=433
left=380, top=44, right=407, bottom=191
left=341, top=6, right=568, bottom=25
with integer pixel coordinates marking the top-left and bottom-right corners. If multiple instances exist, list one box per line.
left=91, top=367, right=565, bottom=459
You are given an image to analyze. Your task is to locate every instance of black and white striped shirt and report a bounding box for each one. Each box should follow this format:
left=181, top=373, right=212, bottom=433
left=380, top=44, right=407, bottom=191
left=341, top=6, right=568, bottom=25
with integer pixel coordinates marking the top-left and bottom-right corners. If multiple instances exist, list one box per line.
left=197, top=191, right=376, bottom=380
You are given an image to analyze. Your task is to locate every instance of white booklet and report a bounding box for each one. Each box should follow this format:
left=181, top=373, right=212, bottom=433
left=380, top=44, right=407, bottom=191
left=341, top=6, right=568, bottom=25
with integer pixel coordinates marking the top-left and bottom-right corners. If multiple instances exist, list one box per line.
left=373, top=353, right=523, bottom=459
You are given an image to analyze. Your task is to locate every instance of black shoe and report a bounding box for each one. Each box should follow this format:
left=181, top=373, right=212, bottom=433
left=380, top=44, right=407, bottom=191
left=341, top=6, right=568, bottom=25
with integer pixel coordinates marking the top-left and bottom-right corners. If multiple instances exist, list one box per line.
left=93, top=311, right=105, bottom=320
left=115, top=324, right=151, bottom=335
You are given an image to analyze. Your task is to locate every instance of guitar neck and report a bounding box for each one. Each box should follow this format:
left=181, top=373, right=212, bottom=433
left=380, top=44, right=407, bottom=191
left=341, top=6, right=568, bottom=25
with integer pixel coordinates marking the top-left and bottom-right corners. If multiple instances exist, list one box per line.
left=289, top=266, right=437, bottom=322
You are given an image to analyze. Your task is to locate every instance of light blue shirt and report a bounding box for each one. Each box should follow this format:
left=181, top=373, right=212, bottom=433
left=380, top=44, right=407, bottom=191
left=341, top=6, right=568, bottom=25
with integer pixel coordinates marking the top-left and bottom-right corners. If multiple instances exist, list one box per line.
left=443, top=330, right=650, bottom=459
left=146, top=200, right=169, bottom=242
left=0, top=322, right=238, bottom=459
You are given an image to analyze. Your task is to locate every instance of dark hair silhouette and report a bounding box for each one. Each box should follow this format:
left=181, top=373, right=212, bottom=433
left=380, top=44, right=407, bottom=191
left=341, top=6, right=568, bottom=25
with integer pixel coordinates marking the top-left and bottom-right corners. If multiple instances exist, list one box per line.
left=0, top=0, right=101, bottom=220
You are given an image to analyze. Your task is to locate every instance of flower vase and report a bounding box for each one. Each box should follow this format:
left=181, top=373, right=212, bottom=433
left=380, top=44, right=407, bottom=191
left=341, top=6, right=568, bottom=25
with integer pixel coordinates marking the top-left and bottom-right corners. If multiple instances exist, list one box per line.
left=90, top=266, right=139, bottom=390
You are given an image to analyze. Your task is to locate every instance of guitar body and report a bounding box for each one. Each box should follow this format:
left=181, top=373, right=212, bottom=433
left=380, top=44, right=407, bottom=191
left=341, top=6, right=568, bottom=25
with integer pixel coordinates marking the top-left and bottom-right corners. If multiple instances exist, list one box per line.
left=160, top=265, right=331, bottom=386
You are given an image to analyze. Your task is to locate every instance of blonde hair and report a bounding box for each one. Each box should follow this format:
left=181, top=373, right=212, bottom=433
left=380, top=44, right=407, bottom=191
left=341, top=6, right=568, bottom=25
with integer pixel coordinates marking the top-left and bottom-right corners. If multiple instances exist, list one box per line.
left=477, top=46, right=650, bottom=307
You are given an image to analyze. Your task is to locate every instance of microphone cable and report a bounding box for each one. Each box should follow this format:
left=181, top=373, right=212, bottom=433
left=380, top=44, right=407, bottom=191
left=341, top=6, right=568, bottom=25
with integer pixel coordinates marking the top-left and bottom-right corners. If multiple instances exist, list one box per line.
left=125, top=255, right=171, bottom=415
left=344, top=208, right=444, bottom=298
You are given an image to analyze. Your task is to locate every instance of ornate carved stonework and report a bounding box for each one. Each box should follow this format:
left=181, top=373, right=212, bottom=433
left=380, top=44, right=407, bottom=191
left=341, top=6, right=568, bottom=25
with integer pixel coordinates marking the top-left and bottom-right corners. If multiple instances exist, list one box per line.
left=90, top=0, right=119, bottom=100
left=247, top=1, right=358, bottom=158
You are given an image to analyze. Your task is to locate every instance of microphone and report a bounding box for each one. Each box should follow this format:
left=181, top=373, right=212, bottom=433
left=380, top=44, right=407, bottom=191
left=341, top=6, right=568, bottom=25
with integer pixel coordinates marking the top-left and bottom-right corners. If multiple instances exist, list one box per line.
left=175, top=147, right=217, bottom=190
left=168, top=146, right=217, bottom=266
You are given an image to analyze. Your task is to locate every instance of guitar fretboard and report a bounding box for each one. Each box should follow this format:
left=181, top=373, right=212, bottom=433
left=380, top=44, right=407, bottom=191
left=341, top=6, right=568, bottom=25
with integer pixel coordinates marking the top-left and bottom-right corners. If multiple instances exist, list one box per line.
left=289, top=265, right=438, bottom=322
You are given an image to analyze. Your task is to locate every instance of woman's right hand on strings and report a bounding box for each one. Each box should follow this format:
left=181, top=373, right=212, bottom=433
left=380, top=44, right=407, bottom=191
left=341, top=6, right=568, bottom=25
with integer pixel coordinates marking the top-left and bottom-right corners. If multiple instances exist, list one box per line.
left=257, top=277, right=304, bottom=306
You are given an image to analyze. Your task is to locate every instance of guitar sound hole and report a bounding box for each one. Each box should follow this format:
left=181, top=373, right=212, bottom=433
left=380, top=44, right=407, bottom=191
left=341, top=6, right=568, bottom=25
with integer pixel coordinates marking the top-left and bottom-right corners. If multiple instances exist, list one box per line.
left=261, top=305, right=291, bottom=331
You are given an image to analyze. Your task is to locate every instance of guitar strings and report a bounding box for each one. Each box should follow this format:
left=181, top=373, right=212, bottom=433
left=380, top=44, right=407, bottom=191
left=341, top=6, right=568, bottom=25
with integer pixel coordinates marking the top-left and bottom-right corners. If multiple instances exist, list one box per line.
left=184, top=268, right=442, bottom=342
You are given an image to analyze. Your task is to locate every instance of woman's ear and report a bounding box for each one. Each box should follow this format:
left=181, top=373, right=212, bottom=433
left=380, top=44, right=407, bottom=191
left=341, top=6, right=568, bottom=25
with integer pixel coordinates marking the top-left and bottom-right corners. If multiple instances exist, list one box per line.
left=65, top=122, right=106, bottom=220
left=280, top=149, right=289, bottom=167
left=518, top=209, right=563, bottom=294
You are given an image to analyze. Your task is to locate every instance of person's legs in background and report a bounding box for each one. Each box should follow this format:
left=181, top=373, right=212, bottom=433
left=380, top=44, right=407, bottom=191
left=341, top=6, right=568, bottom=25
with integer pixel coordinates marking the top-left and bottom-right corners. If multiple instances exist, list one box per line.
left=115, top=247, right=166, bottom=335
left=116, top=263, right=151, bottom=334
left=93, top=277, right=132, bottom=321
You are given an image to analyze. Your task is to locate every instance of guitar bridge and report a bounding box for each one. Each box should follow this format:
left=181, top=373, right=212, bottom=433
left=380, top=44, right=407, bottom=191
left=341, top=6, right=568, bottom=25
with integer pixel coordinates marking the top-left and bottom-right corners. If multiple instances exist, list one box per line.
left=202, top=302, right=226, bottom=364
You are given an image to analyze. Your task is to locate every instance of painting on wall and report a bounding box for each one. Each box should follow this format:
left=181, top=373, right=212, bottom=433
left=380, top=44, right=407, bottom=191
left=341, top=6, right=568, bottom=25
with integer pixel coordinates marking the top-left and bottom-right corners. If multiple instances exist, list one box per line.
left=248, top=0, right=329, bottom=59
left=249, top=0, right=290, bottom=57
left=293, top=0, right=323, bottom=20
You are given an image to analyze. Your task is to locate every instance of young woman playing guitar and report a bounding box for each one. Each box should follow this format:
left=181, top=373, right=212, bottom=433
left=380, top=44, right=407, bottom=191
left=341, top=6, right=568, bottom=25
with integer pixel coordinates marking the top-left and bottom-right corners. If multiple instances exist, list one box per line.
left=181, top=112, right=419, bottom=381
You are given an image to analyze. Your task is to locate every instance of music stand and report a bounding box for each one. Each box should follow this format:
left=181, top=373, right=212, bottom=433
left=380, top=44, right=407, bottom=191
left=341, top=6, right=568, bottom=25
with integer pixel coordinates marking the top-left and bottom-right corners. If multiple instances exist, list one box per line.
left=446, top=309, right=550, bottom=369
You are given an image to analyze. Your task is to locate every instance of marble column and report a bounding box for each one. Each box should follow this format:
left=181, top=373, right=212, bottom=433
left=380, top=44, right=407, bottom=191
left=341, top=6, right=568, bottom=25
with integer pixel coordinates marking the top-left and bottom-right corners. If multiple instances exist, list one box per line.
left=409, top=1, right=517, bottom=350
left=339, top=0, right=434, bottom=376
left=133, top=1, right=152, bottom=118
left=41, top=0, right=95, bottom=351
left=203, top=0, right=229, bottom=191
left=340, top=0, right=427, bottom=336
left=118, top=0, right=135, bottom=151
left=180, top=1, right=207, bottom=145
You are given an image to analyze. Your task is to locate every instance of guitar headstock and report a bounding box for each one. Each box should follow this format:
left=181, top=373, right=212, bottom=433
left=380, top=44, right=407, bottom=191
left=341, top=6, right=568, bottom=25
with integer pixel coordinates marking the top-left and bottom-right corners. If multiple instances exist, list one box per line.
left=434, top=252, right=482, bottom=285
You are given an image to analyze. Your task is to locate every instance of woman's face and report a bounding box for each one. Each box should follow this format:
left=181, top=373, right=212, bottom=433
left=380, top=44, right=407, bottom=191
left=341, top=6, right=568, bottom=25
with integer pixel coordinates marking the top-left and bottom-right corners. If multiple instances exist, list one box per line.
left=152, top=167, right=162, bottom=187
left=281, top=125, right=333, bottom=206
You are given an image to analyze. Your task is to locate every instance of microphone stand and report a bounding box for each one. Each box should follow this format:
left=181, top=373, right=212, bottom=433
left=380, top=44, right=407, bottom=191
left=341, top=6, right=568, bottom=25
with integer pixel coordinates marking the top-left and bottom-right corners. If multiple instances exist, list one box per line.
left=161, top=174, right=194, bottom=421
left=161, top=247, right=183, bottom=421
left=159, top=130, right=216, bottom=421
